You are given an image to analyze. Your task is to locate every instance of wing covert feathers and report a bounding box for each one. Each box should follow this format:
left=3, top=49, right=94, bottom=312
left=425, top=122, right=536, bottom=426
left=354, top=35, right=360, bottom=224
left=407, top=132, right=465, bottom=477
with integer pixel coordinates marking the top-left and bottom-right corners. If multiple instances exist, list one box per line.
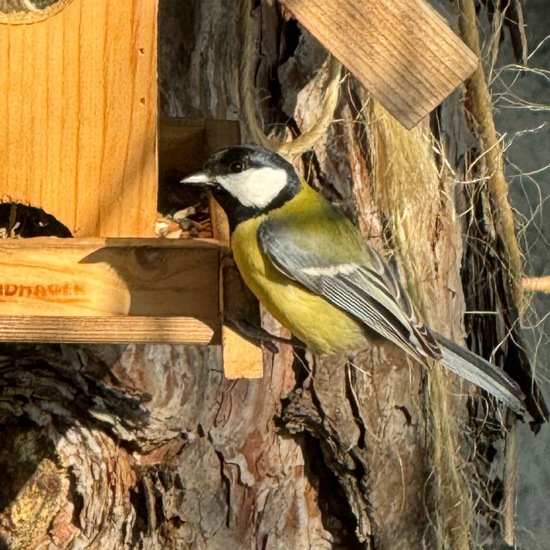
left=258, top=218, right=441, bottom=364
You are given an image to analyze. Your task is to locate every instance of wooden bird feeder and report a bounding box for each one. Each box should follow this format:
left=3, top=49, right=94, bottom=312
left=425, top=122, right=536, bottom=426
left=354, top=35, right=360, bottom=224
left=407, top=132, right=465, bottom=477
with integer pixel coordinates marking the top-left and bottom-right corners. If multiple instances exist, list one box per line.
left=0, top=0, right=262, bottom=378
left=0, top=0, right=477, bottom=379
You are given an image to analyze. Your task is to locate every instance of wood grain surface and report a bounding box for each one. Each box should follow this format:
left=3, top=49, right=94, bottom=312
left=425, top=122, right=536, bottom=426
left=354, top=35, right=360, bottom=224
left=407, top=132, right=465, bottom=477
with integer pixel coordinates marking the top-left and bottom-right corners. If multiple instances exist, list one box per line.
left=0, top=0, right=158, bottom=236
left=0, top=237, right=220, bottom=343
left=280, top=0, right=478, bottom=128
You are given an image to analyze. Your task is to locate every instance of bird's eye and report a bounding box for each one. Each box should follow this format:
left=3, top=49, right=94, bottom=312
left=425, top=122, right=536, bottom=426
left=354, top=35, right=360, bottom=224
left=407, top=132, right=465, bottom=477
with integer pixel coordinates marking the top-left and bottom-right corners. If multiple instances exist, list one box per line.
left=230, top=161, right=245, bottom=173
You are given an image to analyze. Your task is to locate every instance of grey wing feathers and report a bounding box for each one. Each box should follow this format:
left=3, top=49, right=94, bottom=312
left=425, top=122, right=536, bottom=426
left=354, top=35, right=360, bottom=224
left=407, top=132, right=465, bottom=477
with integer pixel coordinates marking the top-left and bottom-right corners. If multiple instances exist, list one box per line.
left=339, top=253, right=442, bottom=361
left=257, top=218, right=441, bottom=365
left=257, top=218, right=527, bottom=415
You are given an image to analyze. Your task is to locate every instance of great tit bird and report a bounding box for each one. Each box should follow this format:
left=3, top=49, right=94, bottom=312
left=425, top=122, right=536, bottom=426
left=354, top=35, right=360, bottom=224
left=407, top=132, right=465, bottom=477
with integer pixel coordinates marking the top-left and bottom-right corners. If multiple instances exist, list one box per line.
left=182, top=145, right=525, bottom=414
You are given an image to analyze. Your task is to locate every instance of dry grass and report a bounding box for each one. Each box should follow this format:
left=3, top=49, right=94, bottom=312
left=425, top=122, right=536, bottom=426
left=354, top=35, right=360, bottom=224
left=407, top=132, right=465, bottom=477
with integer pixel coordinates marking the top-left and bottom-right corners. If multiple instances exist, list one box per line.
left=367, top=100, right=474, bottom=549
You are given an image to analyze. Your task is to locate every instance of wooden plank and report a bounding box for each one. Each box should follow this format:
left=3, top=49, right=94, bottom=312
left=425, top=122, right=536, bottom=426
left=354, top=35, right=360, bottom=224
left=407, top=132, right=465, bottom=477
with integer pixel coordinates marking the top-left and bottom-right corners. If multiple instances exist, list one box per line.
left=0, top=316, right=214, bottom=344
left=279, top=0, right=478, bottom=129
left=222, top=327, right=264, bottom=379
left=158, top=118, right=240, bottom=168
left=0, top=237, right=220, bottom=343
left=0, top=0, right=158, bottom=237
left=220, top=257, right=264, bottom=379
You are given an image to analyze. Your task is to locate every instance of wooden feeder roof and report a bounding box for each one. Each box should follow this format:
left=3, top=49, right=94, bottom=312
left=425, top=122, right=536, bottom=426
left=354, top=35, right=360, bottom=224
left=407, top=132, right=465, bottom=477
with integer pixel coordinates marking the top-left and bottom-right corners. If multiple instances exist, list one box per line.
left=280, top=0, right=478, bottom=128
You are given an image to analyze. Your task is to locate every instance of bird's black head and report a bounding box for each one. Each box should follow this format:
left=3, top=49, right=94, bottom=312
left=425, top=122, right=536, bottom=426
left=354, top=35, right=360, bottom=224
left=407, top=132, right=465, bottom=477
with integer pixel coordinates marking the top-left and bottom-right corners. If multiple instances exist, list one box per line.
left=181, top=145, right=302, bottom=231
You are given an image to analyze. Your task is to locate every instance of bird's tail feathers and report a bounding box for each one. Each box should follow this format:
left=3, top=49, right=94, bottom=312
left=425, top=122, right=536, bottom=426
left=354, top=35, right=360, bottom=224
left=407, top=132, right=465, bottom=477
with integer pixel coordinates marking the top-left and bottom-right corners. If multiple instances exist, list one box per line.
left=433, top=333, right=526, bottom=416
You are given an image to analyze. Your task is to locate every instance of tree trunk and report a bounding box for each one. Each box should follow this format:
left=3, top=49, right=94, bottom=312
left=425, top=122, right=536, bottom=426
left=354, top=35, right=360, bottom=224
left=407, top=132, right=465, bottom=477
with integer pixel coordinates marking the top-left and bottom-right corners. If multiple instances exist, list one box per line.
left=0, top=1, right=532, bottom=549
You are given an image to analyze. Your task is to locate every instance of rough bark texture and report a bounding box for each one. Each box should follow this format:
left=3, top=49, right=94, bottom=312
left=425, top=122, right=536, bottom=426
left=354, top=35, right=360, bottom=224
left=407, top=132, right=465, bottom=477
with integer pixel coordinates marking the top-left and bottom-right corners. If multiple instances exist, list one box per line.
left=0, top=1, right=528, bottom=549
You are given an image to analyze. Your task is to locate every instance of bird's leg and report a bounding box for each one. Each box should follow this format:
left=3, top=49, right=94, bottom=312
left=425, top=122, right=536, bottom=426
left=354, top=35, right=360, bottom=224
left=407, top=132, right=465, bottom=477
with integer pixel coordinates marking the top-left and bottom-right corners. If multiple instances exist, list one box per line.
left=225, top=318, right=306, bottom=354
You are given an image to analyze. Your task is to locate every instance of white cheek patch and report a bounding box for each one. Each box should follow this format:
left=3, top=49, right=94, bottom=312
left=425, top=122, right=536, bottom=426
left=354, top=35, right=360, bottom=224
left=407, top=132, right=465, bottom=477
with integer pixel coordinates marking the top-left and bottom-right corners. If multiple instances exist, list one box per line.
left=216, top=167, right=288, bottom=209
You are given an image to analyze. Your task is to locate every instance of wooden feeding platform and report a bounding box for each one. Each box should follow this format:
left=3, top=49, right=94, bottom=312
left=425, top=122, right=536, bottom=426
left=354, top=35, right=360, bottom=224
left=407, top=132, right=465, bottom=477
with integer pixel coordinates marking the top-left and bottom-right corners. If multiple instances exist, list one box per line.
left=0, top=237, right=220, bottom=344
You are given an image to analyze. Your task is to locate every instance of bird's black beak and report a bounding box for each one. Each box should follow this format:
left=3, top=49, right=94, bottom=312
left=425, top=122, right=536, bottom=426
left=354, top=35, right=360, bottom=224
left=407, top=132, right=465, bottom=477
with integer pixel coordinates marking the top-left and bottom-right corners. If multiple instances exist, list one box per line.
left=180, top=171, right=213, bottom=186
